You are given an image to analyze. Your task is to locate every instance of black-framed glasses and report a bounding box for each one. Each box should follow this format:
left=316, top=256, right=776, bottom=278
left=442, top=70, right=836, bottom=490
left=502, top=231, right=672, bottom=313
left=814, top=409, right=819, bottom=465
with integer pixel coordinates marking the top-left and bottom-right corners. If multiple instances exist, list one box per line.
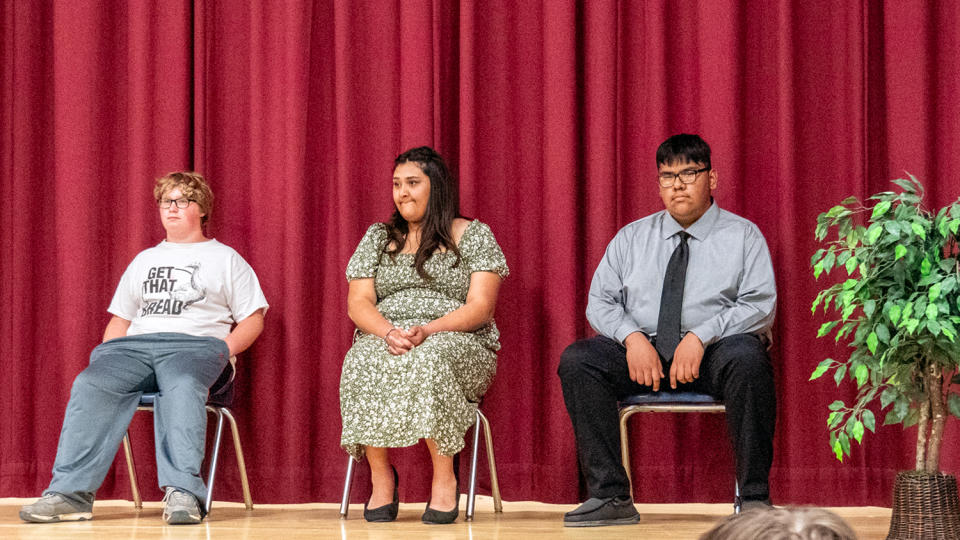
left=158, top=197, right=194, bottom=209
left=657, top=167, right=710, bottom=187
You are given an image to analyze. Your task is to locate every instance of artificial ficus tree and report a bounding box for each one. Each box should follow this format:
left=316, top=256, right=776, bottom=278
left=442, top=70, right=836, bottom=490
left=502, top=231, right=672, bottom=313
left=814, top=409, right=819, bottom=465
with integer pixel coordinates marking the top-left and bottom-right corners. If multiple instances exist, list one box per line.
left=810, top=176, right=960, bottom=473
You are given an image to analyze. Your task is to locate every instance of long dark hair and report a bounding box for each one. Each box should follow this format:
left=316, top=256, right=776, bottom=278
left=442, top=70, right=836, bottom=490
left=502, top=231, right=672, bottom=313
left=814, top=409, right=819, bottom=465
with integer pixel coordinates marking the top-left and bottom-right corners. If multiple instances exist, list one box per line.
left=383, top=146, right=462, bottom=280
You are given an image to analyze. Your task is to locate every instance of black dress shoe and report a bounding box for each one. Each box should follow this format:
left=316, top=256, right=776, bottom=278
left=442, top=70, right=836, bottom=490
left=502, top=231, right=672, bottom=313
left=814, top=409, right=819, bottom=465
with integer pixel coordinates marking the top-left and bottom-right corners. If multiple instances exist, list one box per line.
left=563, top=496, right=640, bottom=527
left=422, top=457, right=460, bottom=524
left=364, top=466, right=399, bottom=522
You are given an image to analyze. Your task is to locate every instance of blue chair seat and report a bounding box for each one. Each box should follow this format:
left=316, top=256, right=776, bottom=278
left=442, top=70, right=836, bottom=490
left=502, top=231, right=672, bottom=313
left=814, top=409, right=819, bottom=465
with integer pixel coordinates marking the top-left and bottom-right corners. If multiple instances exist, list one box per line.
left=620, top=390, right=721, bottom=406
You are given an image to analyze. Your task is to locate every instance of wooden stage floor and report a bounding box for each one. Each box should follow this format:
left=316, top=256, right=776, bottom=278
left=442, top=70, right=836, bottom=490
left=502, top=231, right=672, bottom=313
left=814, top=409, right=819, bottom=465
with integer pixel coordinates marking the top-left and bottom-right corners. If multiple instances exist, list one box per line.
left=1, top=497, right=892, bottom=539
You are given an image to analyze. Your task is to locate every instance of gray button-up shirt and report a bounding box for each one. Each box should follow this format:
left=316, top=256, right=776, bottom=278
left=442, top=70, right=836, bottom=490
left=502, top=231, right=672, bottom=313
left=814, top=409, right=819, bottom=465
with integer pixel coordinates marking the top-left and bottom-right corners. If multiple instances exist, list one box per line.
left=586, top=203, right=776, bottom=347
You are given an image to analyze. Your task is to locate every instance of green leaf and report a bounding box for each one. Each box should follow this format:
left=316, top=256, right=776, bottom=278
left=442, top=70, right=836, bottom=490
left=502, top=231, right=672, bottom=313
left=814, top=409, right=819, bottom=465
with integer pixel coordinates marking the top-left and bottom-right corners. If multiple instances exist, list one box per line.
left=828, top=400, right=845, bottom=411
left=822, top=251, right=836, bottom=273
left=942, top=275, right=957, bottom=294
left=818, top=320, right=840, bottom=338
left=852, top=420, right=865, bottom=443
left=929, top=283, right=942, bottom=302
left=884, top=221, right=902, bottom=236
left=951, top=218, right=960, bottom=235
left=810, top=248, right=827, bottom=266
left=905, top=318, right=920, bottom=334
left=895, top=244, right=907, bottom=260
left=845, top=256, right=858, bottom=275
left=834, top=364, right=847, bottom=386
left=922, top=257, right=933, bottom=276
left=928, top=319, right=941, bottom=335
left=827, top=411, right=838, bottom=426
left=880, top=387, right=898, bottom=408
left=815, top=222, right=828, bottom=241
left=866, top=223, right=884, bottom=245
left=893, top=177, right=918, bottom=193
left=862, top=410, right=876, bottom=432
left=833, top=439, right=843, bottom=461
left=841, top=196, right=859, bottom=205
left=872, top=200, right=892, bottom=220
left=863, top=299, right=876, bottom=319
left=866, top=332, right=879, bottom=354
left=810, top=359, right=833, bottom=380
left=926, top=302, right=939, bottom=321
left=855, top=364, right=869, bottom=387
left=814, top=260, right=824, bottom=279
left=885, top=397, right=910, bottom=425
left=839, top=432, right=851, bottom=456
left=826, top=204, right=846, bottom=218
left=911, top=222, right=926, bottom=240
left=889, top=304, right=902, bottom=325
left=875, top=323, right=890, bottom=344
left=949, top=394, right=960, bottom=419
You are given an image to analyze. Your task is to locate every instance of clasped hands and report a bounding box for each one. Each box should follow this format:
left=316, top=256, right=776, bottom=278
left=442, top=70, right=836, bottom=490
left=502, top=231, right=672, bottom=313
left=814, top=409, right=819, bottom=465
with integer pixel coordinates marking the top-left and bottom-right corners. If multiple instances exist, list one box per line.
left=384, top=325, right=429, bottom=355
left=624, top=331, right=704, bottom=391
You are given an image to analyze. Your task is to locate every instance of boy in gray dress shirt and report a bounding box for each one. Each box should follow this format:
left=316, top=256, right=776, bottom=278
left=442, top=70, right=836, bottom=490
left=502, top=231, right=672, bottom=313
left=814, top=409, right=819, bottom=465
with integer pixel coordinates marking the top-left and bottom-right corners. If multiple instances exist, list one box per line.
left=559, top=134, right=777, bottom=527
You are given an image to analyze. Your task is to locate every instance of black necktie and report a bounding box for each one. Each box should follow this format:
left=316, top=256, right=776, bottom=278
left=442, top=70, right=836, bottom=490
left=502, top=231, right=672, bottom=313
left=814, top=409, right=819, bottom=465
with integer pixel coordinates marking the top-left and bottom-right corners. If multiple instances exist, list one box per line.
left=655, top=232, right=690, bottom=363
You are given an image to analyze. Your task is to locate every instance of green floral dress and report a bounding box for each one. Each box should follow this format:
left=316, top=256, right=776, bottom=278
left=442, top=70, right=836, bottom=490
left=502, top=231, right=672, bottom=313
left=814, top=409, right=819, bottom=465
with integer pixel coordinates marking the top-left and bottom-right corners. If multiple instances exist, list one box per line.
left=340, top=220, right=509, bottom=459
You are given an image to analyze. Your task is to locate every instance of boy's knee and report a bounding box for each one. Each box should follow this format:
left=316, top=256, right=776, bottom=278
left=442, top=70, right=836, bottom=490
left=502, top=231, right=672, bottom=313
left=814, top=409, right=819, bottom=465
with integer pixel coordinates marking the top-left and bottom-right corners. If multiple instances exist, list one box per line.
left=558, top=340, right=592, bottom=380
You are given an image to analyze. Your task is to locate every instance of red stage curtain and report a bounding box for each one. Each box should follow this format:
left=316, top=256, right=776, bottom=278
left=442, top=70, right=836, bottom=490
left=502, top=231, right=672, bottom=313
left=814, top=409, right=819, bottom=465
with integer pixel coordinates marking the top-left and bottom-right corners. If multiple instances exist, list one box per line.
left=3, top=0, right=960, bottom=506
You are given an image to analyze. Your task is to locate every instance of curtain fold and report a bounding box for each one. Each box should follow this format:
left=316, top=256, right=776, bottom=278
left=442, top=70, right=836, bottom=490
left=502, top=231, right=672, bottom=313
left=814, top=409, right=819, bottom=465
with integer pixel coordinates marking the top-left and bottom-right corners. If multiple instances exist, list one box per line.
left=3, top=0, right=960, bottom=505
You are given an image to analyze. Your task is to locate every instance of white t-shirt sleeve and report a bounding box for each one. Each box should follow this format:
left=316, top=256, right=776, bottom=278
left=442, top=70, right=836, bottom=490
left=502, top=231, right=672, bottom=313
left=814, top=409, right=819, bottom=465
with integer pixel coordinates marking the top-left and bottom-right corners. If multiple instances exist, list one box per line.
left=226, top=251, right=269, bottom=322
left=107, top=256, right=143, bottom=321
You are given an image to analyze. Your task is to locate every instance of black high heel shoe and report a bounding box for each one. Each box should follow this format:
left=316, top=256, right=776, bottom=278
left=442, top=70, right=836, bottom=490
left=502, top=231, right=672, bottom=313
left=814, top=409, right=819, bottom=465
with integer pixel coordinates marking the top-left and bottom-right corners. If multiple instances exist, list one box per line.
left=364, top=465, right=399, bottom=522
left=422, top=456, right=460, bottom=524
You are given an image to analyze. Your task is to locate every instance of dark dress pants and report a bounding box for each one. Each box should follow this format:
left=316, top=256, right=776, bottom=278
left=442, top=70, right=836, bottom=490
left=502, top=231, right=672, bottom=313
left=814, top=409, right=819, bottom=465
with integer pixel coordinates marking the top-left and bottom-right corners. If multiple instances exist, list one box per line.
left=557, top=333, right=776, bottom=501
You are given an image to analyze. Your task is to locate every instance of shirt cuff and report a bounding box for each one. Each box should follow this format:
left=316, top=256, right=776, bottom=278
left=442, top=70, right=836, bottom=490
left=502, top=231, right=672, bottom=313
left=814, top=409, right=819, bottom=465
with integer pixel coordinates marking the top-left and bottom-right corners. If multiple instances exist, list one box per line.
left=688, top=323, right=719, bottom=348
left=614, top=324, right=646, bottom=345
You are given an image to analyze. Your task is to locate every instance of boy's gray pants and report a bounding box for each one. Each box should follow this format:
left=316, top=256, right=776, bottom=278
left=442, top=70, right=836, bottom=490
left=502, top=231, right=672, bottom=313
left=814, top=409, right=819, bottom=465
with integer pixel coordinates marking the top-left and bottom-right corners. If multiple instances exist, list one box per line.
left=46, top=332, right=230, bottom=508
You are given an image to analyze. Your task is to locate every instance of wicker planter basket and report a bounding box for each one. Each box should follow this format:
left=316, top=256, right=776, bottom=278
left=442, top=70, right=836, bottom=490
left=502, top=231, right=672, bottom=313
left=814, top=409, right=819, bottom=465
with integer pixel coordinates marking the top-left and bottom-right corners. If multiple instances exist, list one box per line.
left=887, top=471, right=960, bottom=539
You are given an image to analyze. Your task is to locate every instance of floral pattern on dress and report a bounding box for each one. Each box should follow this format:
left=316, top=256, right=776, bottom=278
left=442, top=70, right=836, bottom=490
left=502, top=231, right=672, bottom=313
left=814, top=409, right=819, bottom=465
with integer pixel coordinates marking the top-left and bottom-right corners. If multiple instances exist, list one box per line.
left=340, top=220, right=509, bottom=459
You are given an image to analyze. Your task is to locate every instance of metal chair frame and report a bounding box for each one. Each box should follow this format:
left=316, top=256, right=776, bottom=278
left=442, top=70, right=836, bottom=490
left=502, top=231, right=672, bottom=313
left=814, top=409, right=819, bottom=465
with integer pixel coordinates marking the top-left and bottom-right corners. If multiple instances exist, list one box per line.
left=618, top=393, right=741, bottom=514
left=339, top=408, right=503, bottom=521
left=120, top=370, right=253, bottom=514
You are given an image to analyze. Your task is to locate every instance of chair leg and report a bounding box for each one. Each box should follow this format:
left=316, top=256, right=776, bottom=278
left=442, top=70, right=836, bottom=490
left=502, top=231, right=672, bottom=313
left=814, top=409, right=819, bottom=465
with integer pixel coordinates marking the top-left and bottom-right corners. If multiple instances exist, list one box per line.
left=204, top=407, right=227, bottom=515
left=340, top=456, right=357, bottom=518
left=619, top=407, right=637, bottom=498
left=122, top=432, right=142, bottom=509
left=220, top=407, right=253, bottom=510
left=734, top=478, right=741, bottom=514
left=478, top=409, right=502, bottom=513
left=466, top=410, right=482, bottom=521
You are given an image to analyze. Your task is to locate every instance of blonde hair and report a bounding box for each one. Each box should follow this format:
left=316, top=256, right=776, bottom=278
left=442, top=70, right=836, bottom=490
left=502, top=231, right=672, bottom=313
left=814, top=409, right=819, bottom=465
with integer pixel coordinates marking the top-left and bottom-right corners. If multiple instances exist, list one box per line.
left=699, top=507, right=858, bottom=540
left=154, top=172, right=214, bottom=224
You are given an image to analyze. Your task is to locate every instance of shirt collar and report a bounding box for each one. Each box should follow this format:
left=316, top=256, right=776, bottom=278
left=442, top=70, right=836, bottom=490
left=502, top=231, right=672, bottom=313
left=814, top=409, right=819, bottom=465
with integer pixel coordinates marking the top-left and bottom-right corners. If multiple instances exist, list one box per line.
left=660, top=200, right=719, bottom=241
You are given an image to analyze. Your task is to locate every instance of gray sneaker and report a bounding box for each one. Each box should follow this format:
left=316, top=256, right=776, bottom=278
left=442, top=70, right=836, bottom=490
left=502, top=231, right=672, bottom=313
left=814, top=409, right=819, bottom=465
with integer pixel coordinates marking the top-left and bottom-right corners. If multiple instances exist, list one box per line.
left=162, top=487, right=202, bottom=525
left=20, top=493, right=93, bottom=523
left=563, top=496, right=641, bottom=527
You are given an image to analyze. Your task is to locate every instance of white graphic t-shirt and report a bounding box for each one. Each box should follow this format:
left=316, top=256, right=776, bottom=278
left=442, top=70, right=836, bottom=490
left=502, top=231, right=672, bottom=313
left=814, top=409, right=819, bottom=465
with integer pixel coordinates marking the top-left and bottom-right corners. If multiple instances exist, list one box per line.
left=108, top=239, right=269, bottom=339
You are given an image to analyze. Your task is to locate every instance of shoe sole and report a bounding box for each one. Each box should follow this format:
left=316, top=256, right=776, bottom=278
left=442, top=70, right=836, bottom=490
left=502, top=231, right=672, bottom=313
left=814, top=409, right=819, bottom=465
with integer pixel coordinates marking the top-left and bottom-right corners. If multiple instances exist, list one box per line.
left=19, top=511, right=93, bottom=523
left=564, top=514, right=641, bottom=527
left=164, top=510, right=202, bottom=525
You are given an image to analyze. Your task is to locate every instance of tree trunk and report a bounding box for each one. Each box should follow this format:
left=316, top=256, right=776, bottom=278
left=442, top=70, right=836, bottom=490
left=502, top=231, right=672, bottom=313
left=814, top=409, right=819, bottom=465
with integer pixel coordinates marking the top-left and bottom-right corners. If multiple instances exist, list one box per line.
left=925, top=362, right=946, bottom=473
left=916, top=400, right=930, bottom=471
